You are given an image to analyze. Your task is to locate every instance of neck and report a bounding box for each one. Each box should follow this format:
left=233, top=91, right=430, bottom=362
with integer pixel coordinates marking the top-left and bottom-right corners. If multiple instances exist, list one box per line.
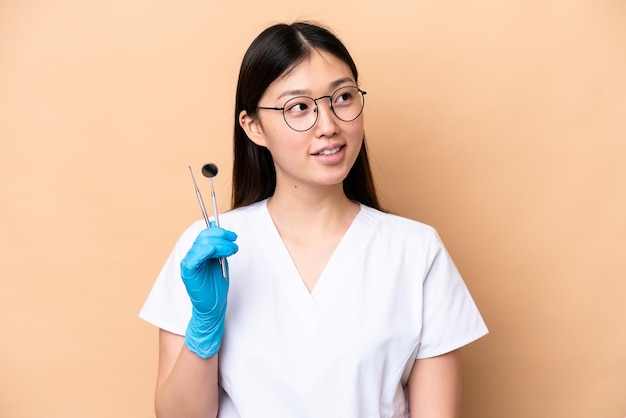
left=267, top=182, right=360, bottom=234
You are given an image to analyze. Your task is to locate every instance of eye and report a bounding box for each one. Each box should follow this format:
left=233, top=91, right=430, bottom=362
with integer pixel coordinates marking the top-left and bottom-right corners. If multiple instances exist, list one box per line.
left=288, top=102, right=309, bottom=112
left=284, top=97, right=314, bottom=115
left=333, top=89, right=355, bottom=106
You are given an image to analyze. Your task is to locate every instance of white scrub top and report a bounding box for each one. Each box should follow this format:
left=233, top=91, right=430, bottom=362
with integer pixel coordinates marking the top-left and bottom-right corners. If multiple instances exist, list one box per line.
left=140, top=199, right=488, bottom=418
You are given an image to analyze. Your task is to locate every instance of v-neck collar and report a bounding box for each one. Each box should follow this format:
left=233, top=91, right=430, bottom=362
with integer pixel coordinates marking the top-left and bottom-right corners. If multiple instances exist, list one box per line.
left=252, top=199, right=377, bottom=311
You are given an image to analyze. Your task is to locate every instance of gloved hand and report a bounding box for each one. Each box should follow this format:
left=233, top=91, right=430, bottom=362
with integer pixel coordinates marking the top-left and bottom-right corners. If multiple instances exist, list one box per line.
left=180, top=223, right=238, bottom=359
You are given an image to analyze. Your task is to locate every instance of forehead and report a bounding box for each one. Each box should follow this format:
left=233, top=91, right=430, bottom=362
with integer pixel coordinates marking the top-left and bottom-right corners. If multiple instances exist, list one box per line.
left=265, top=49, right=355, bottom=98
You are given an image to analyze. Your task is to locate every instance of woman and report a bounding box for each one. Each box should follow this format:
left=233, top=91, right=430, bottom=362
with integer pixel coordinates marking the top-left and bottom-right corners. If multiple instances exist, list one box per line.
left=140, top=21, right=488, bottom=418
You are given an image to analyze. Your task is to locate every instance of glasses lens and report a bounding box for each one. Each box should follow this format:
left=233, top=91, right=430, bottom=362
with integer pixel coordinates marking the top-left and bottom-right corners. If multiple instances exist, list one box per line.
left=331, top=86, right=365, bottom=122
left=283, top=96, right=317, bottom=132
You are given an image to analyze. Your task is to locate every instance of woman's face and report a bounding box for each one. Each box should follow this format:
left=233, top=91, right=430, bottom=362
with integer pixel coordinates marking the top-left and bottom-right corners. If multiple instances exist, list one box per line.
left=240, top=49, right=364, bottom=193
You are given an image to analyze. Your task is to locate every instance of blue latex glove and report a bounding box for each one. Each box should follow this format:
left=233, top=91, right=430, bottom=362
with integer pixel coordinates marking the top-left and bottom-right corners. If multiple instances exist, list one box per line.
left=180, top=223, right=238, bottom=359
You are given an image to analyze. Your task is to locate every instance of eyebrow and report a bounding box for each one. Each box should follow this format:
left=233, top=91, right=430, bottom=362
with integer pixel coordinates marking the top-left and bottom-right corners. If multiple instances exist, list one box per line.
left=275, top=77, right=356, bottom=101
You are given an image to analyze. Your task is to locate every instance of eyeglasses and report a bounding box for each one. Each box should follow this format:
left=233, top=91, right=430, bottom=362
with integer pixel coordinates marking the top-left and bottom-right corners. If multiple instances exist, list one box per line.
left=257, top=86, right=367, bottom=132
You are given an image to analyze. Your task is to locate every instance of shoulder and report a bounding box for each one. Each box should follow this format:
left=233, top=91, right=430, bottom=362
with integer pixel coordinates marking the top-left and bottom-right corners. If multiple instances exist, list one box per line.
left=361, top=205, right=439, bottom=240
left=176, top=200, right=266, bottom=249
left=220, top=199, right=266, bottom=229
left=357, top=205, right=447, bottom=263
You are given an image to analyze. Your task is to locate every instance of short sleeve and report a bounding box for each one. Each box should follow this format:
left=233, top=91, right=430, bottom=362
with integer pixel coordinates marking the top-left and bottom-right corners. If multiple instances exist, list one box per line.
left=138, top=221, right=205, bottom=335
left=416, top=229, right=488, bottom=359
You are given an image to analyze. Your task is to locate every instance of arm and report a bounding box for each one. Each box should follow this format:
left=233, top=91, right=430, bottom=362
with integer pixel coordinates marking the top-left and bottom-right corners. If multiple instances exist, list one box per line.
left=154, top=225, right=238, bottom=418
left=407, top=349, right=462, bottom=418
left=155, top=330, right=219, bottom=418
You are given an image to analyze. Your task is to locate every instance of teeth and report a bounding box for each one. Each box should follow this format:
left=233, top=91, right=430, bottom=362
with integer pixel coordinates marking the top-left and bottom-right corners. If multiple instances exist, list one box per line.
left=318, top=146, right=341, bottom=155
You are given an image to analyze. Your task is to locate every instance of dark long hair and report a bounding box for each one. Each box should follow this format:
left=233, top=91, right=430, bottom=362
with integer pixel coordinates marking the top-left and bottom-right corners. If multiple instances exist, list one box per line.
left=231, top=22, right=381, bottom=210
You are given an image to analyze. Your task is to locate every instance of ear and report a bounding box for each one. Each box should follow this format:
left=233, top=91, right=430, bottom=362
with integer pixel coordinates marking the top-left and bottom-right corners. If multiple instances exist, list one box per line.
left=239, top=110, right=267, bottom=148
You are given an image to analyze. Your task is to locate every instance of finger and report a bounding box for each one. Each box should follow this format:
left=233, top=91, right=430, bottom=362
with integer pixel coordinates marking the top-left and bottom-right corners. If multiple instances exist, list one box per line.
left=181, top=240, right=238, bottom=272
left=190, top=234, right=238, bottom=257
left=211, top=241, right=239, bottom=257
left=198, top=227, right=238, bottom=242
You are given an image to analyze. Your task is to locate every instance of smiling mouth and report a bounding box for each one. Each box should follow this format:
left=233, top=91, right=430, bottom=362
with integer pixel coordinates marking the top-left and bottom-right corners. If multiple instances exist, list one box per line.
left=314, top=145, right=343, bottom=156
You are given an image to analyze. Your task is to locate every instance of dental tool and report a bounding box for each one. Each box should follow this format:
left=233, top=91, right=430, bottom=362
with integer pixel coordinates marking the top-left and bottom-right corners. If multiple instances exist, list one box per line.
left=201, top=163, right=221, bottom=228
left=188, top=164, right=227, bottom=278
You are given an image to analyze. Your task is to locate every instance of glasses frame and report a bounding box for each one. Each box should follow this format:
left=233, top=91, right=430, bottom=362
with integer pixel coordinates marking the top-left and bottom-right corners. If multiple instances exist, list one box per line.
left=257, top=86, right=367, bottom=132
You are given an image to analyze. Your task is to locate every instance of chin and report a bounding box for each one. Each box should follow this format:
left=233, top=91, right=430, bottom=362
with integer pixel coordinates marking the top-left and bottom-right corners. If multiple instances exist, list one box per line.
left=317, top=171, right=351, bottom=187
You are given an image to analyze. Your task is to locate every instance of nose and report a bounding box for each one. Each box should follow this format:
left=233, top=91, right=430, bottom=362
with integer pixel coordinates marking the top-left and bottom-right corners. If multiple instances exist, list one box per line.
left=313, top=97, right=339, bottom=137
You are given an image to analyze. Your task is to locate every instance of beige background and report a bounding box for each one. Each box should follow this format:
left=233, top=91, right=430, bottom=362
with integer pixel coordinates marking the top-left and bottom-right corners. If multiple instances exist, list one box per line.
left=1, top=0, right=625, bottom=417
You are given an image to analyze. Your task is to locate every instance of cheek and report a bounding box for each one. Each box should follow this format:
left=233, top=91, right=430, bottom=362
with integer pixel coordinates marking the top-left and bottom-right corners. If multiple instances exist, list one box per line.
left=262, top=129, right=300, bottom=158
left=347, top=119, right=365, bottom=143
left=258, top=119, right=288, bottom=150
